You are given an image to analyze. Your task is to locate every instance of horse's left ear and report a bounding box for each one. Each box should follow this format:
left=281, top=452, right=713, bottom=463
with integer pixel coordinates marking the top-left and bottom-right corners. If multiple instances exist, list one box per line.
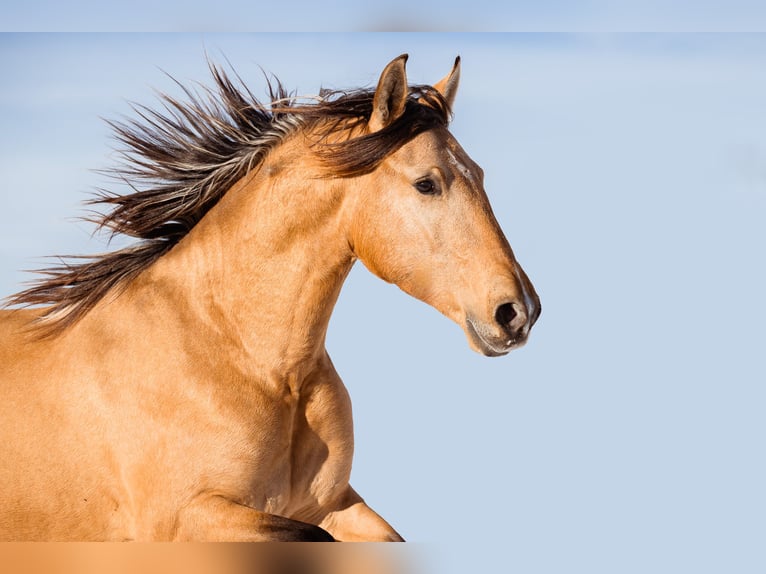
left=433, top=56, right=461, bottom=110
left=369, top=54, right=409, bottom=133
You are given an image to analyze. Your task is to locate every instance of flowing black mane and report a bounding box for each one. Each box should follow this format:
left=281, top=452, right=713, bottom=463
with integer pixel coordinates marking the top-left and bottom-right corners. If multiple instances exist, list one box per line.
left=6, top=62, right=450, bottom=335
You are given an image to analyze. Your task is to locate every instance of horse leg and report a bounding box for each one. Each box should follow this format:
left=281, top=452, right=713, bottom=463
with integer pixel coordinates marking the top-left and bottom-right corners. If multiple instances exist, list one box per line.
left=174, top=494, right=334, bottom=541
left=319, top=486, right=404, bottom=542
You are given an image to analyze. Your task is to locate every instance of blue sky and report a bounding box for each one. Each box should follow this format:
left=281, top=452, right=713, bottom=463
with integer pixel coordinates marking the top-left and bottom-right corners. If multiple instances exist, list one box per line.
left=3, top=2, right=766, bottom=31
left=1, top=33, right=765, bottom=573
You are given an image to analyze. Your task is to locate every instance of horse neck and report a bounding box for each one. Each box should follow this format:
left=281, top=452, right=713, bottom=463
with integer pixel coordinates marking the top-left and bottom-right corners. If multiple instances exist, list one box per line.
left=140, top=135, right=356, bottom=383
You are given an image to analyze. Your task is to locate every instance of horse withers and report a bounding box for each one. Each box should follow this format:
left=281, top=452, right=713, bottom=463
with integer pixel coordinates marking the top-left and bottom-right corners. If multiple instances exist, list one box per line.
left=0, top=54, right=540, bottom=541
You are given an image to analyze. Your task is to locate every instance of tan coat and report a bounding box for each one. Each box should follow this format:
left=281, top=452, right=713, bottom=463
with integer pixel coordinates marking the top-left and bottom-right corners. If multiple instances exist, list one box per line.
left=0, top=55, right=539, bottom=541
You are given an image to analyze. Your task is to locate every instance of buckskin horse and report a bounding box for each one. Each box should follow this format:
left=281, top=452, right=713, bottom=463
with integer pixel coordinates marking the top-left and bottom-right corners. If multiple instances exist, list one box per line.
left=0, top=54, right=540, bottom=541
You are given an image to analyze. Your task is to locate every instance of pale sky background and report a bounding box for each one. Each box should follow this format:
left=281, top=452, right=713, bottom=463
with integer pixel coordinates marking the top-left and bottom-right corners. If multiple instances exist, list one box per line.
left=1, top=32, right=765, bottom=573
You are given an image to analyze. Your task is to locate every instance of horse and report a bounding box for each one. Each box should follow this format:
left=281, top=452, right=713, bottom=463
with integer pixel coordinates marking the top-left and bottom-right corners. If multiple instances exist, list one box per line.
left=0, top=54, right=540, bottom=541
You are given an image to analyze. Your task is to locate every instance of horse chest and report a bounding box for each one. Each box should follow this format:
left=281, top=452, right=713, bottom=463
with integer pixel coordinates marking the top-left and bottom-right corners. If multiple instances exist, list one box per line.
left=218, top=375, right=354, bottom=518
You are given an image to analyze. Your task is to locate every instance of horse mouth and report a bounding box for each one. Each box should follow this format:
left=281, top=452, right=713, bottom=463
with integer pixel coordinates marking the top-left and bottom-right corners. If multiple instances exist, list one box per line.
left=465, top=317, right=526, bottom=357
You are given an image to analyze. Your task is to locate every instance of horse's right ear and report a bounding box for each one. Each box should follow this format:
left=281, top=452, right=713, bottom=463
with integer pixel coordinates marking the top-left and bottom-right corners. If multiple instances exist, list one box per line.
left=369, top=54, right=409, bottom=133
left=433, top=56, right=461, bottom=111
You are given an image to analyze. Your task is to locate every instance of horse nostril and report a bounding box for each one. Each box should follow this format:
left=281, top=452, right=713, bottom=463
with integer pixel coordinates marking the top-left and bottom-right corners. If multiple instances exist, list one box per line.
left=495, top=302, right=518, bottom=329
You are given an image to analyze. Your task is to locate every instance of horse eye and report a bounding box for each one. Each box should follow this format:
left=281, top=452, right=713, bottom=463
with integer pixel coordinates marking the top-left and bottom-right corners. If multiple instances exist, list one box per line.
left=414, top=179, right=438, bottom=195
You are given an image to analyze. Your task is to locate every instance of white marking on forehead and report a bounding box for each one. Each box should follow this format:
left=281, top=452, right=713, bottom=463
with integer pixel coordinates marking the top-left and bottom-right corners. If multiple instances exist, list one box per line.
left=446, top=148, right=475, bottom=183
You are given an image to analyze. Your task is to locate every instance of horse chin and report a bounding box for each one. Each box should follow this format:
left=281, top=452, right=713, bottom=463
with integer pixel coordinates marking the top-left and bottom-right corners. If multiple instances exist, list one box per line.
left=464, top=317, right=524, bottom=357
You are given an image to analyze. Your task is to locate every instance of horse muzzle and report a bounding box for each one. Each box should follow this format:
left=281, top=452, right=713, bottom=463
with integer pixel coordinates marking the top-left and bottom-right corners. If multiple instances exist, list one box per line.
left=465, top=297, right=541, bottom=357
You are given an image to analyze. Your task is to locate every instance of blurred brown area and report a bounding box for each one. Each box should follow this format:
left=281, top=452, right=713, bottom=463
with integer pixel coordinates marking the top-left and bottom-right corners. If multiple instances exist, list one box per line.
left=0, top=543, right=419, bottom=574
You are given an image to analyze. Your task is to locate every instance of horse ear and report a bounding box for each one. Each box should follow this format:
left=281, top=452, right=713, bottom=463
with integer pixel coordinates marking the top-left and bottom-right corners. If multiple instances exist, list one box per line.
left=369, top=54, right=409, bottom=133
left=433, top=56, right=461, bottom=110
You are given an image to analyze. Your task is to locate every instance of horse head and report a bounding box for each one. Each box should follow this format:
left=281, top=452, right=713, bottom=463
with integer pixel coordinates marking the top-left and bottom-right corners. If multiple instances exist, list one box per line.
left=346, top=55, right=541, bottom=356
